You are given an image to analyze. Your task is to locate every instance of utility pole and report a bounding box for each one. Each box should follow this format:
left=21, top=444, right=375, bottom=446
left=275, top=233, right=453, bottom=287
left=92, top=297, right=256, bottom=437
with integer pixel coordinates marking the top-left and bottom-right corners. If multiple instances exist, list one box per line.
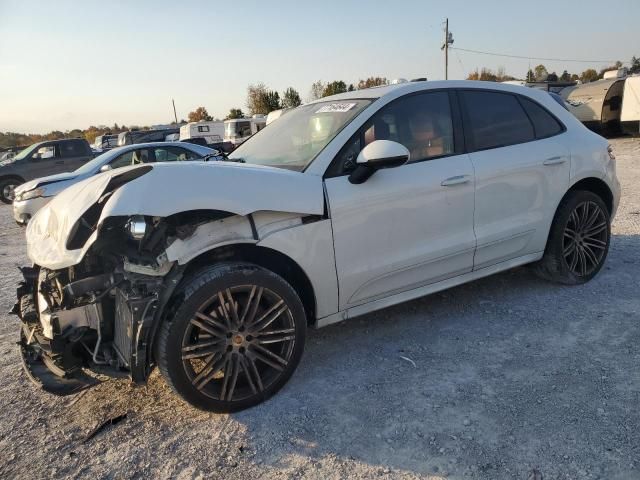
left=172, top=99, right=178, bottom=124
left=441, top=19, right=454, bottom=80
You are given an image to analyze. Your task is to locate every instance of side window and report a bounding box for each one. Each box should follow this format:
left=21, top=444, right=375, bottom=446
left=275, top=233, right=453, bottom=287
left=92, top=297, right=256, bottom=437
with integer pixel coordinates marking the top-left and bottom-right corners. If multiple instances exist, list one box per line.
left=462, top=91, right=534, bottom=151
left=197, top=125, right=210, bottom=133
left=237, top=121, right=252, bottom=137
left=35, top=145, right=57, bottom=160
left=520, top=97, right=564, bottom=139
left=327, top=91, right=455, bottom=177
left=108, top=149, right=149, bottom=168
left=153, top=147, right=199, bottom=162
left=59, top=141, right=85, bottom=158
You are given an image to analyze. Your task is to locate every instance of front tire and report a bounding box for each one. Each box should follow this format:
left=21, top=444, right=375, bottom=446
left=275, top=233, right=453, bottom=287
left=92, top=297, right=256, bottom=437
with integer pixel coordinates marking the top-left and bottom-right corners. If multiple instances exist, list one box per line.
left=157, top=263, right=307, bottom=412
left=0, top=178, right=21, bottom=204
left=534, top=190, right=611, bottom=285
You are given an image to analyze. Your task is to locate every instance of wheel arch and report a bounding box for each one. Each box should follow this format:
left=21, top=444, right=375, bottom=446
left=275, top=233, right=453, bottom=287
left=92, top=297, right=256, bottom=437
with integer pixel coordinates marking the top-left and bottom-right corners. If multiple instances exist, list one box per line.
left=174, top=243, right=317, bottom=326
left=542, top=176, right=613, bottom=253
left=0, top=174, right=26, bottom=184
left=567, top=176, right=613, bottom=214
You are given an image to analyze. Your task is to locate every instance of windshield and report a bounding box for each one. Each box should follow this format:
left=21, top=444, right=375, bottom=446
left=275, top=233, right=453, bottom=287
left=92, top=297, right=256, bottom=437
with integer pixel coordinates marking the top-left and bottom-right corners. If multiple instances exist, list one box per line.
left=13, top=143, right=40, bottom=161
left=228, top=99, right=372, bottom=171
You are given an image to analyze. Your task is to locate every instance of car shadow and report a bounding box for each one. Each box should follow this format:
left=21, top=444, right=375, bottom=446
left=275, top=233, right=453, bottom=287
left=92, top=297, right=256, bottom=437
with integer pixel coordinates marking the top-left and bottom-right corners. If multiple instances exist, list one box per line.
left=227, top=232, right=640, bottom=477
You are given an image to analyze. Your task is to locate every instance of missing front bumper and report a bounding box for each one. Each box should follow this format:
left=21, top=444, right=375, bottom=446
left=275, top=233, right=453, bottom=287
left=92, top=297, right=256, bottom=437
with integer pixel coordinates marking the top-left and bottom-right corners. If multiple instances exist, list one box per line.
left=15, top=288, right=100, bottom=396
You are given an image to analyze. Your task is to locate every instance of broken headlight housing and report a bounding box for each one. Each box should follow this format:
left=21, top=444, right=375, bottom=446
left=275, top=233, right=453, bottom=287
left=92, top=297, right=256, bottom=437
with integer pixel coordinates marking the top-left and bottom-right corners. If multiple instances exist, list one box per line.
left=126, top=215, right=147, bottom=240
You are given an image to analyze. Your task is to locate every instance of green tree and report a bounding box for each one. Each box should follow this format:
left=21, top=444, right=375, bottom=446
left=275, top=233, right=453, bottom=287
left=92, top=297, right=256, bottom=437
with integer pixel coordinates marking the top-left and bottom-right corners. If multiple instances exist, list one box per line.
left=246, top=83, right=280, bottom=114
left=467, top=68, right=497, bottom=81
left=322, top=80, right=347, bottom=97
left=526, top=69, right=535, bottom=82
left=226, top=108, right=244, bottom=119
left=560, top=70, right=571, bottom=82
left=347, top=84, right=355, bottom=92
left=534, top=64, right=548, bottom=81
left=281, top=87, right=302, bottom=108
left=188, top=107, right=213, bottom=122
left=308, top=80, right=325, bottom=101
left=546, top=72, right=558, bottom=82
left=580, top=68, right=599, bottom=83
left=630, top=56, right=640, bottom=74
left=357, top=77, right=388, bottom=89
left=570, top=73, right=580, bottom=82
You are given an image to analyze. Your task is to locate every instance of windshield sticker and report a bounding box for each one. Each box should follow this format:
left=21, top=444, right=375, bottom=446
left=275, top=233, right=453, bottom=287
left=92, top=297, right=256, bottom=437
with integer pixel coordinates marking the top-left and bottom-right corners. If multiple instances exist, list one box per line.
left=315, top=103, right=357, bottom=113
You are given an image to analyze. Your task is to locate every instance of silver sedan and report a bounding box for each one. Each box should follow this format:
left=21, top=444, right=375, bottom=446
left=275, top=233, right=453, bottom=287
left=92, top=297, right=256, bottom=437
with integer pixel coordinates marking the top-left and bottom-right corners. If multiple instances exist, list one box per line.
left=13, top=141, right=218, bottom=225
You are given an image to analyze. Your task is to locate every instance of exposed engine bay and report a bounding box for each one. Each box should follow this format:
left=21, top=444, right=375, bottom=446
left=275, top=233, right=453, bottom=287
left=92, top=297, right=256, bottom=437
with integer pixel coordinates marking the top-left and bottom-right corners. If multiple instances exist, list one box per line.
left=11, top=162, right=328, bottom=396
left=14, top=206, right=319, bottom=395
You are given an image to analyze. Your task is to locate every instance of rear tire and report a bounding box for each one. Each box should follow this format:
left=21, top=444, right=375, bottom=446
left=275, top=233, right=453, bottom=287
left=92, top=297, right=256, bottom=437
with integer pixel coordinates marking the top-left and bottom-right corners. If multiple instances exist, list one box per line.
left=533, top=190, right=610, bottom=285
left=157, top=262, right=306, bottom=412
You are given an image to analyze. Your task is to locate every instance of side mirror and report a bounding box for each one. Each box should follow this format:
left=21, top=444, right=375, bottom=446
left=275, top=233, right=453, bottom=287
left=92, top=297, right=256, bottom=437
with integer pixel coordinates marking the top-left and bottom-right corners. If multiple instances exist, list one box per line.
left=348, top=140, right=410, bottom=184
left=100, top=164, right=113, bottom=172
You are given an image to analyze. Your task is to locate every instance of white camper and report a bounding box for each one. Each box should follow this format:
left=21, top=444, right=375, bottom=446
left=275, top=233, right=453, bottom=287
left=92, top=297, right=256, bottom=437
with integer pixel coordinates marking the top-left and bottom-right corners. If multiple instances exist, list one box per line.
left=179, top=121, right=224, bottom=144
left=621, top=75, right=640, bottom=135
left=560, top=78, right=625, bottom=135
left=223, top=115, right=267, bottom=146
left=266, top=108, right=291, bottom=125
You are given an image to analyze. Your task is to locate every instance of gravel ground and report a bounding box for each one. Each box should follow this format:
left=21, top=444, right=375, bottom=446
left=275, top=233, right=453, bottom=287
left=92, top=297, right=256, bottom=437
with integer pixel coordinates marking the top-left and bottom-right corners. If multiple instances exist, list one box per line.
left=0, top=138, right=638, bottom=480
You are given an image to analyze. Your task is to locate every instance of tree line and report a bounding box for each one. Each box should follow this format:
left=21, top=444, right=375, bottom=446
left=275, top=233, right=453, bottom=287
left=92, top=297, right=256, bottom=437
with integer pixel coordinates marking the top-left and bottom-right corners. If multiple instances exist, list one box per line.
left=467, top=56, right=640, bottom=84
left=5, top=57, right=637, bottom=150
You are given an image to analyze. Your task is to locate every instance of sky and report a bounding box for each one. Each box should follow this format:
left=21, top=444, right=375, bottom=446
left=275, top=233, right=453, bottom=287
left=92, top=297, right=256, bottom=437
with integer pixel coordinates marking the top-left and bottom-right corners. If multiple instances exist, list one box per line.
left=0, top=0, right=638, bottom=134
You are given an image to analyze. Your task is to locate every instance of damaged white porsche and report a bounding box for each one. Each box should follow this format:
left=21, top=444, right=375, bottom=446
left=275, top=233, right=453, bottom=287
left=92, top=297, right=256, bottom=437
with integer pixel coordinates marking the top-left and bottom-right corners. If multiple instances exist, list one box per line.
left=13, top=81, right=620, bottom=411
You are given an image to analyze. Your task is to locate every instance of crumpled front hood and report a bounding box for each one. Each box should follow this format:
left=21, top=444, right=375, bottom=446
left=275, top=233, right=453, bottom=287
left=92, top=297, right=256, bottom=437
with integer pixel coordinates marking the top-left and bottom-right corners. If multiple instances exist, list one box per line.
left=26, top=162, right=324, bottom=270
left=26, top=173, right=115, bottom=270
left=16, top=171, right=82, bottom=195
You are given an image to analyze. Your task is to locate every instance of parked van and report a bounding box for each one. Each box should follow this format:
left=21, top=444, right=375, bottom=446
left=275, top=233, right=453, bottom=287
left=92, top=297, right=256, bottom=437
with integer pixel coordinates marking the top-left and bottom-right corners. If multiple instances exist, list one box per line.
left=117, top=128, right=179, bottom=146
left=180, top=121, right=224, bottom=144
left=223, top=116, right=266, bottom=146
left=92, top=134, right=119, bottom=151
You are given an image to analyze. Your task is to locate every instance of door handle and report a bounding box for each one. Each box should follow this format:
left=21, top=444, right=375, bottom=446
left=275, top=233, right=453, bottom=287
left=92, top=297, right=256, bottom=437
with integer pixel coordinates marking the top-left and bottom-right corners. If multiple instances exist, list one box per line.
left=441, top=175, right=471, bottom=187
left=543, top=156, right=566, bottom=166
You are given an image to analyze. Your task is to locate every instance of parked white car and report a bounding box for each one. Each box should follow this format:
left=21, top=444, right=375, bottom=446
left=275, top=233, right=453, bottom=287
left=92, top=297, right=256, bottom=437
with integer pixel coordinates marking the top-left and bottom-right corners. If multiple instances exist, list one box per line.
left=14, top=81, right=620, bottom=412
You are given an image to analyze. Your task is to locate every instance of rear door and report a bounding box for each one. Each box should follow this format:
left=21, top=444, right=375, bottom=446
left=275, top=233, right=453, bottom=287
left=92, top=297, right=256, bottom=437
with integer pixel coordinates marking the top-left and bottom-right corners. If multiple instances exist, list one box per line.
left=459, top=90, right=570, bottom=269
left=59, top=140, right=91, bottom=170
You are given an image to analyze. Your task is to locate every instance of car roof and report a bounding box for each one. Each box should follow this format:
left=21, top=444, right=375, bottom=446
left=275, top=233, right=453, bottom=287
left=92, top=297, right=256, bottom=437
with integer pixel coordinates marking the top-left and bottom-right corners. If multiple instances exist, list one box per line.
left=309, top=80, right=555, bottom=103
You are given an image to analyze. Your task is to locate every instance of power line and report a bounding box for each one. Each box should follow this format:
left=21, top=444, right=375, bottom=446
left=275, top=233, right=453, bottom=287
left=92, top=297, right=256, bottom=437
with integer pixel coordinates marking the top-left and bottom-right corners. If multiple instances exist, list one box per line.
left=450, top=47, right=621, bottom=64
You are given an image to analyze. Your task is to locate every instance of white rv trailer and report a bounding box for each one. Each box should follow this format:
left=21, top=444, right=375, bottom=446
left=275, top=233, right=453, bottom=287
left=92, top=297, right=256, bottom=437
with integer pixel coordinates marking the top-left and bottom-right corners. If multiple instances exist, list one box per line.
left=179, top=121, right=224, bottom=144
left=621, top=75, right=640, bottom=135
left=560, top=78, right=625, bottom=135
left=223, top=115, right=266, bottom=146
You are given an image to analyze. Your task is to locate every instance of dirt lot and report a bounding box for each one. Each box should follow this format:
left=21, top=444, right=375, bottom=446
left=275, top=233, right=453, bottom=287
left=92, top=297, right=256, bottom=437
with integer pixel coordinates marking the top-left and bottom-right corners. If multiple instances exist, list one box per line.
left=0, top=138, right=638, bottom=480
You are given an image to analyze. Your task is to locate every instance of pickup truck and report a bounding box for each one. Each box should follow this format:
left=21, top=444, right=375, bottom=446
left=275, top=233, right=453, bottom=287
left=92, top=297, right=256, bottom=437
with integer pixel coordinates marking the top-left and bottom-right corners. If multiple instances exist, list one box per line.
left=0, top=138, right=95, bottom=204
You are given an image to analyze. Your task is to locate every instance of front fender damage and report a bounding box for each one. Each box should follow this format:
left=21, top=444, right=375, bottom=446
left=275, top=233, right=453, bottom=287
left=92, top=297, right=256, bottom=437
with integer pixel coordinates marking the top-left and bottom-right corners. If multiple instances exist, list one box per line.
left=14, top=206, right=316, bottom=393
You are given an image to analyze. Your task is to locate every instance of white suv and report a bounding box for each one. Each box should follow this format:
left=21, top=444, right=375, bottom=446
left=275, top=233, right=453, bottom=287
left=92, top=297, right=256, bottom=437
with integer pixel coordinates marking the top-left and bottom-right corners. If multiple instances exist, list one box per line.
left=15, top=81, right=620, bottom=412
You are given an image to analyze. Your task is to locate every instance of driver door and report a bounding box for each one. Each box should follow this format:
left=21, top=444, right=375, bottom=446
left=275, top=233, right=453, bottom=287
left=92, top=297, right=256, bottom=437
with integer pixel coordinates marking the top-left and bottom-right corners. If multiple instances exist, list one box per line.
left=324, top=90, right=476, bottom=310
left=29, top=144, right=65, bottom=178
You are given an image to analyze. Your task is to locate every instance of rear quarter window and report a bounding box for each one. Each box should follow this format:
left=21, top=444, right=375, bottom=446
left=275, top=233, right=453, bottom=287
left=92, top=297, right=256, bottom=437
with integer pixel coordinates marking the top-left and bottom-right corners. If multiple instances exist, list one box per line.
left=520, top=97, right=564, bottom=139
left=462, top=91, right=534, bottom=151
